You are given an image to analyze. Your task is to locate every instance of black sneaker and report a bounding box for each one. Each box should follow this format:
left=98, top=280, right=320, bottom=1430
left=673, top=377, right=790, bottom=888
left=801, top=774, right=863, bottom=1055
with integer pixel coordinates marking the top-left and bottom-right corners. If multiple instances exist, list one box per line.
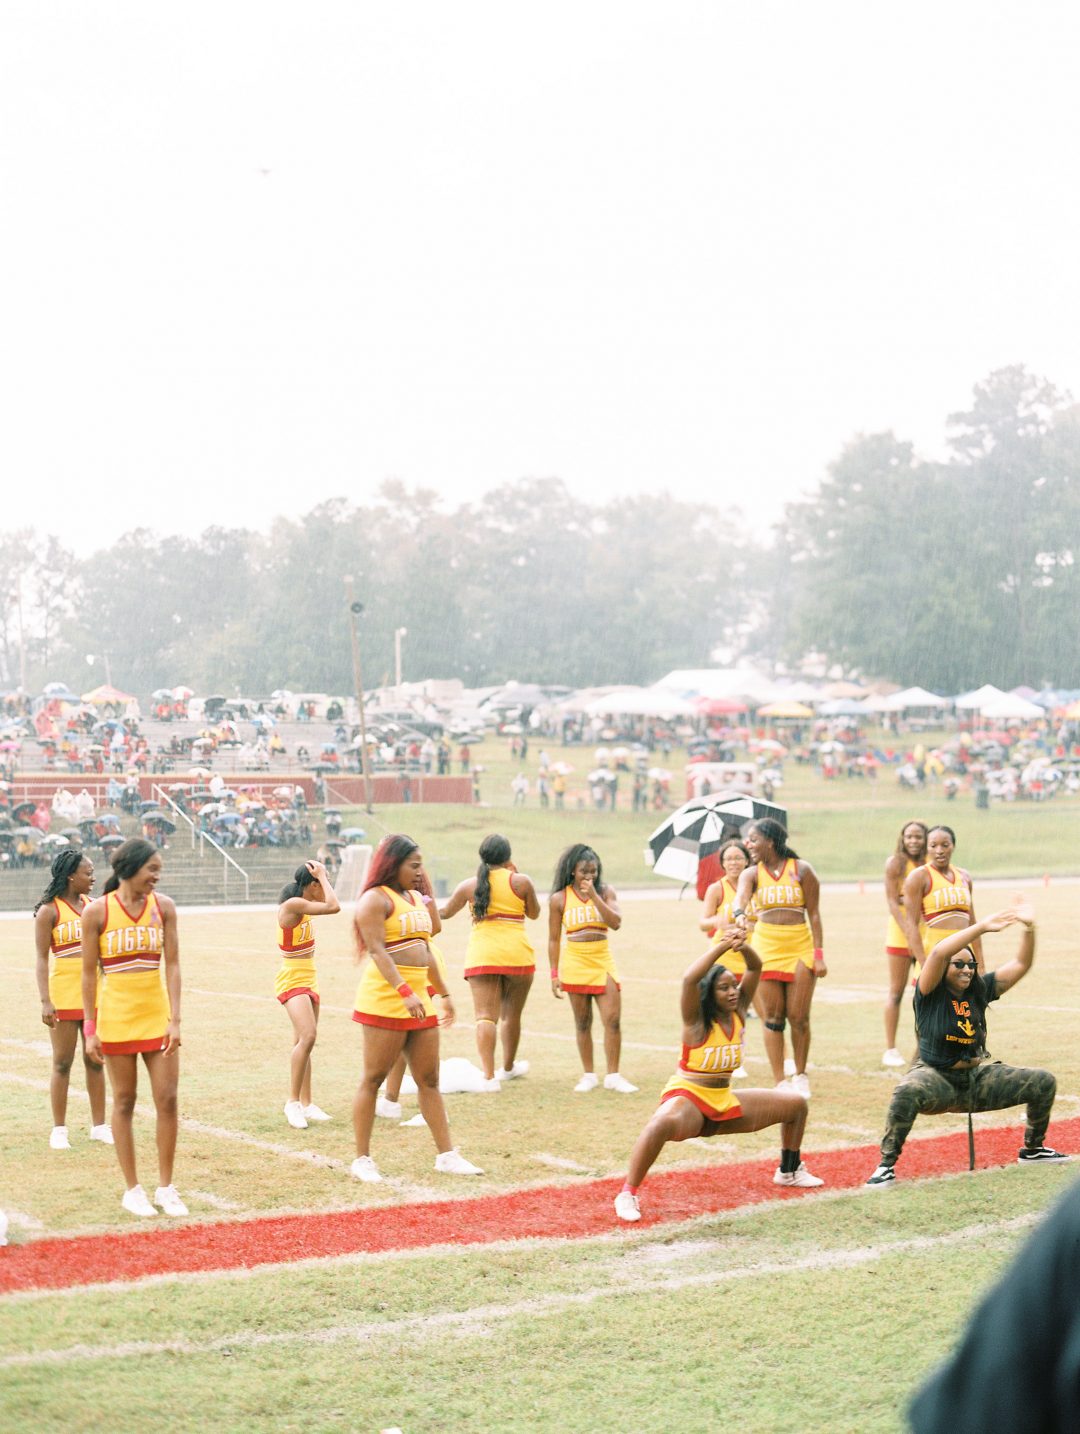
left=1018, top=1146, right=1070, bottom=1163
left=866, top=1164, right=896, bottom=1186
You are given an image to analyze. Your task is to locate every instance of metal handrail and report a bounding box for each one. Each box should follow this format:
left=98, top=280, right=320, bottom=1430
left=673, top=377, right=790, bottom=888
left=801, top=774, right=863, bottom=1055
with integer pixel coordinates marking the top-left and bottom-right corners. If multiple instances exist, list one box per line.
left=151, top=783, right=251, bottom=902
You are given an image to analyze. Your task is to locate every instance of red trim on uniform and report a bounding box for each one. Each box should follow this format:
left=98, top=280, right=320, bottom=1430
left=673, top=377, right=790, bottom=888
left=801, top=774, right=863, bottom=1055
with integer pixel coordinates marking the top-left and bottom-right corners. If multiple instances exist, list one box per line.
left=278, top=987, right=320, bottom=1006
left=886, top=946, right=914, bottom=957
left=660, top=1087, right=742, bottom=1121
left=479, top=913, right=525, bottom=923
left=351, top=1011, right=438, bottom=1030
left=55, top=1008, right=84, bottom=1021
left=559, top=981, right=618, bottom=995
left=465, top=964, right=536, bottom=979
left=112, top=891, right=157, bottom=925
left=759, top=969, right=795, bottom=983
left=101, top=1036, right=167, bottom=1055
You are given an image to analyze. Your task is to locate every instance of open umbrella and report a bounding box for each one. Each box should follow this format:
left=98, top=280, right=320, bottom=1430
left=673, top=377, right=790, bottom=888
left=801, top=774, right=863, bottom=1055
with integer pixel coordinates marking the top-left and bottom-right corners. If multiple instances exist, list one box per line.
left=12, top=801, right=36, bottom=823
left=99, top=834, right=124, bottom=850
left=341, top=827, right=367, bottom=841
left=139, top=800, right=161, bottom=813
left=645, top=792, right=788, bottom=884
left=143, top=815, right=176, bottom=833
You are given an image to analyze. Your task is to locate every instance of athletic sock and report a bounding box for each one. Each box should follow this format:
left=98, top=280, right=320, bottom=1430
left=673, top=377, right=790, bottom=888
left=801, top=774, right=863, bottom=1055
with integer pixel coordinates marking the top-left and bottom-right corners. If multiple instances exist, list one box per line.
left=621, top=1180, right=640, bottom=1196
left=779, top=1148, right=800, bottom=1175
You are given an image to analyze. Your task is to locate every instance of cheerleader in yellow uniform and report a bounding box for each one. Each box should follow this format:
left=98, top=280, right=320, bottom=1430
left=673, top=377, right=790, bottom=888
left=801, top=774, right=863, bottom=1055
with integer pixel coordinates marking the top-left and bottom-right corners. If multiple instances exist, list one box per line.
left=33, top=850, right=111, bottom=1149
left=548, top=843, right=636, bottom=1094
left=735, top=819, right=826, bottom=1100
left=902, top=824, right=980, bottom=973
left=881, top=821, right=927, bottom=1067
left=81, top=839, right=185, bottom=1219
left=277, top=859, right=341, bottom=1130
left=440, top=834, right=540, bottom=1088
left=350, top=835, right=482, bottom=1181
left=614, top=929, right=823, bottom=1222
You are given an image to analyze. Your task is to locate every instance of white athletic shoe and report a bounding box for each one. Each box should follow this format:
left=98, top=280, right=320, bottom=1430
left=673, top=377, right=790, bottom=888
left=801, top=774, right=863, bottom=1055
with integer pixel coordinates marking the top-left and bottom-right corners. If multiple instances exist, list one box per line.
left=773, top=1163, right=825, bottom=1188
left=604, top=1073, right=639, bottom=1094
left=480, top=1077, right=501, bottom=1092
left=882, top=1049, right=907, bottom=1068
left=783, top=1058, right=797, bottom=1078
left=496, top=1061, right=530, bottom=1081
left=791, top=1073, right=811, bottom=1100
left=303, top=1104, right=332, bottom=1122
left=283, top=1100, right=308, bottom=1130
left=121, top=1184, right=157, bottom=1217
left=574, top=1073, right=600, bottom=1092
left=49, top=1126, right=71, bottom=1150
left=154, top=1185, right=189, bottom=1217
left=731, top=1064, right=749, bottom=1080
left=350, top=1155, right=383, bottom=1183
left=375, top=1096, right=403, bottom=1120
left=434, top=1149, right=484, bottom=1176
left=774, top=1079, right=797, bottom=1094
left=89, top=1124, right=115, bottom=1145
left=400, top=1113, right=427, bottom=1127
left=614, top=1191, right=642, bottom=1222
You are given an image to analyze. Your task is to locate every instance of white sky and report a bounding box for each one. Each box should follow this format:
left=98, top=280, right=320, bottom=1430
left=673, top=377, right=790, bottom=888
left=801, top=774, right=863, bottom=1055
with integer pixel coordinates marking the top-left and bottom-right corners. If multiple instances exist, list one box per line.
left=3, top=1, right=1078, bottom=553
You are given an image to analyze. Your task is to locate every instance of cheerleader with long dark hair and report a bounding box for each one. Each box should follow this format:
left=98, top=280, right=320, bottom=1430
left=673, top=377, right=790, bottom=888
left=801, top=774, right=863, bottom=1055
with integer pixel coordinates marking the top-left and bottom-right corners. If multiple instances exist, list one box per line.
left=276, top=859, right=341, bottom=1130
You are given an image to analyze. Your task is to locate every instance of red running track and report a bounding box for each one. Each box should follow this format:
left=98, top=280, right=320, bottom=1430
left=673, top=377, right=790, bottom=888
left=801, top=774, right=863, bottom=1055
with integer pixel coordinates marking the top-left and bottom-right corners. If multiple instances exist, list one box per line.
left=3, top=1117, right=1077, bottom=1295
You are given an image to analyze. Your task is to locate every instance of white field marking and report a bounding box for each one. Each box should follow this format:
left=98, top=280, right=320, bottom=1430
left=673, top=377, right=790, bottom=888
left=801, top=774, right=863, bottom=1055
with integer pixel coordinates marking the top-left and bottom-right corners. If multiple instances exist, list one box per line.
left=2, top=1209, right=44, bottom=1231
left=531, top=1152, right=593, bottom=1173
left=0, top=1212, right=1043, bottom=1367
left=186, top=1191, right=243, bottom=1213
left=0, top=1037, right=53, bottom=1057
left=0, top=1162, right=1045, bottom=1307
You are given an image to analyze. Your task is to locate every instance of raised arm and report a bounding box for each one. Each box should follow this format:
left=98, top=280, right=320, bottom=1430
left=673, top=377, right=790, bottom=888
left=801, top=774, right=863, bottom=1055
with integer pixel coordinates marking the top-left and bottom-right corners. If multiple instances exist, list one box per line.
left=965, top=872, right=984, bottom=972
left=278, top=861, right=342, bottom=925
left=989, top=901, right=1036, bottom=994
left=589, top=881, right=621, bottom=931
left=679, top=930, right=749, bottom=1024
left=34, top=903, right=57, bottom=1026
left=438, top=877, right=476, bottom=922
left=354, top=890, right=427, bottom=1020
left=918, top=908, right=1022, bottom=995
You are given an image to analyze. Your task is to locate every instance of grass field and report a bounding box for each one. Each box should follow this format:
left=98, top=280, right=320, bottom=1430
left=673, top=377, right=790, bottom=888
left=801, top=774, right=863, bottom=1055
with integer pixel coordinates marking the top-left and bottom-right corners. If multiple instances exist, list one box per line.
left=335, top=732, right=1080, bottom=888
left=2, top=880, right=1079, bottom=1431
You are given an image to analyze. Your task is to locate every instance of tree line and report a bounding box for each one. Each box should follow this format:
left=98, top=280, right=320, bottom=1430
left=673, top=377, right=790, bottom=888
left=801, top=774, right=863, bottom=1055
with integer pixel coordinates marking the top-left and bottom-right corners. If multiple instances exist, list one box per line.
left=2, top=366, right=1077, bottom=696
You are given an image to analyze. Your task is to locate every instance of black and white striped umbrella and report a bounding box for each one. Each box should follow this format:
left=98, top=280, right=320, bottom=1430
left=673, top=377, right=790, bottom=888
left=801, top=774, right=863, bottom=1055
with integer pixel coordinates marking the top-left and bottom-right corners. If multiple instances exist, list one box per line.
left=644, top=792, right=788, bottom=883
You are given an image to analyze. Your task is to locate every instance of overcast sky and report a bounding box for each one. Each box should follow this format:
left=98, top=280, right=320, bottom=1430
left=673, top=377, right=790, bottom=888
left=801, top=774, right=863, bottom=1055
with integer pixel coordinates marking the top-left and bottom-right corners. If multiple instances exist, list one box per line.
left=3, top=2, right=1078, bottom=554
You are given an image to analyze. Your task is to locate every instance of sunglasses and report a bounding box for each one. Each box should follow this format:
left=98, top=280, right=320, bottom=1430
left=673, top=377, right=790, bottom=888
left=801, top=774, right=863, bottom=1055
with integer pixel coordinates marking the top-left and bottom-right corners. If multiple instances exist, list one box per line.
left=950, top=960, right=976, bottom=970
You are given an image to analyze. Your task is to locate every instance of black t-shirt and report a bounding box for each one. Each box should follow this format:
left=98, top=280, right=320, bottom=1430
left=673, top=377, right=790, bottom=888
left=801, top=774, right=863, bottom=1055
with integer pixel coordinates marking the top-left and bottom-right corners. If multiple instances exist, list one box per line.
left=913, top=971, right=999, bottom=1069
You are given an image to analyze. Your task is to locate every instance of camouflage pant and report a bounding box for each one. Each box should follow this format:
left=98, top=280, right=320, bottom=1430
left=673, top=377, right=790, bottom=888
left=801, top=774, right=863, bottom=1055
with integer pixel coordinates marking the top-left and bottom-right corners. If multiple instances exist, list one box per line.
left=879, top=1060, right=1057, bottom=1165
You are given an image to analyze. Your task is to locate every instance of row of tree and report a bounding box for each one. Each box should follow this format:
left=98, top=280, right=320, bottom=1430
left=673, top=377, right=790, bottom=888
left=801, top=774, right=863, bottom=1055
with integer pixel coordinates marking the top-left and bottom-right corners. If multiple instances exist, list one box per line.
left=2, top=367, right=1077, bottom=696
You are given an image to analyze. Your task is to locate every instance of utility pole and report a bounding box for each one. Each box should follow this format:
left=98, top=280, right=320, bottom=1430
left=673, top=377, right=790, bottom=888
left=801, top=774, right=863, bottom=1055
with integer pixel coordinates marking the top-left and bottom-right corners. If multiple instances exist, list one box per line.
left=344, top=576, right=374, bottom=813
left=394, top=626, right=408, bottom=693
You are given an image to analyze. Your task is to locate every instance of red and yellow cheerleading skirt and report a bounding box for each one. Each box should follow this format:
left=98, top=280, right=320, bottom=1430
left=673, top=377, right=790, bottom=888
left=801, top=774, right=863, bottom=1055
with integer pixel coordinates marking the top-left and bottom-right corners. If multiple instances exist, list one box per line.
left=659, top=1073, right=742, bottom=1122
left=464, top=919, right=535, bottom=979
left=558, top=938, right=618, bottom=995
left=754, top=919, right=814, bottom=983
left=49, top=955, right=98, bottom=1022
left=275, top=955, right=319, bottom=1006
left=352, top=959, right=437, bottom=1031
left=98, top=968, right=170, bottom=1055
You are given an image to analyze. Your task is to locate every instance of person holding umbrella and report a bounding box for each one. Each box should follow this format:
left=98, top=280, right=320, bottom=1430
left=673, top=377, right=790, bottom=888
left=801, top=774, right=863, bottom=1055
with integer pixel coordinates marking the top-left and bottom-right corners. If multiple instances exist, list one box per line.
left=549, top=843, right=637, bottom=1093
left=734, top=819, right=825, bottom=1099
left=33, top=849, right=112, bottom=1150
left=277, top=859, right=341, bottom=1130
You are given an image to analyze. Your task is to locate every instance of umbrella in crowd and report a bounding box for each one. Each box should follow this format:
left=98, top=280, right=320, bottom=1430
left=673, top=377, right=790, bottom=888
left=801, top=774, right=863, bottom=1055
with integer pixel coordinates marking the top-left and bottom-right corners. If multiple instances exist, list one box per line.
left=646, top=792, right=788, bottom=884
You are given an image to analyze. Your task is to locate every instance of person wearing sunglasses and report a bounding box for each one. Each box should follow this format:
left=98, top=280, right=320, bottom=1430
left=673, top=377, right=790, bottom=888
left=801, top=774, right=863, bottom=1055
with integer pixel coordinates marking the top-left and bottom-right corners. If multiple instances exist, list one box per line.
left=866, top=899, right=1066, bottom=1185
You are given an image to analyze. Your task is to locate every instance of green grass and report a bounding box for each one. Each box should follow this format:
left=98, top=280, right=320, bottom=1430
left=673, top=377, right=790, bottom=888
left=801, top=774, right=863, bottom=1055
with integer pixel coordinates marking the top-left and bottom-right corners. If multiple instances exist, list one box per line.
left=2, top=884, right=1079, bottom=1430
left=336, top=729, right=1080, bottom=886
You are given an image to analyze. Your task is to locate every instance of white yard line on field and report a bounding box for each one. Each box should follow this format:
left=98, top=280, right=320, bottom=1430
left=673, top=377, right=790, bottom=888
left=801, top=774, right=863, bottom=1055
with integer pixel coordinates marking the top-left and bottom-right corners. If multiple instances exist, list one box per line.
left=186, top=1191, right=244, bottom=1213
left=0, top=1212, right=1042, bottom=1367
left=531, top=1152, right=594, bottom=1173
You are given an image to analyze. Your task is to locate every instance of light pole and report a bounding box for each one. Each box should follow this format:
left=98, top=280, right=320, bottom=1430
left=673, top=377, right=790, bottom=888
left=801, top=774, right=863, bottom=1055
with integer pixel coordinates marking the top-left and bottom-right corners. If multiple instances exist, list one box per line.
left=343, top=576, right=374, bottom=814
left=85, top=652, right=113, bottom=686
left=394, top=627, right=408, bottom=693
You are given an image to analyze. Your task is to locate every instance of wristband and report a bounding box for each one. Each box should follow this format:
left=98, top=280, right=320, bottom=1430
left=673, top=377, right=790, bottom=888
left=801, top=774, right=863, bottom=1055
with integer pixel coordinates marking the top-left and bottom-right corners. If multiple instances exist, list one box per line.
left=84, top=1019, right=96, bottom=1037
left=396, top=982, right=412, bottom=1000
left=813, top=948, right=824, bottom=961
left=550, top=967, right=559, bottom=979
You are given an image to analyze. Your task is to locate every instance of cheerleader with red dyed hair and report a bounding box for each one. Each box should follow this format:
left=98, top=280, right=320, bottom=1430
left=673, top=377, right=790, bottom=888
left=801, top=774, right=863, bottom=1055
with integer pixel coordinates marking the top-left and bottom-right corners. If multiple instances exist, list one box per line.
left=349, top=834, right=483, bottom=1183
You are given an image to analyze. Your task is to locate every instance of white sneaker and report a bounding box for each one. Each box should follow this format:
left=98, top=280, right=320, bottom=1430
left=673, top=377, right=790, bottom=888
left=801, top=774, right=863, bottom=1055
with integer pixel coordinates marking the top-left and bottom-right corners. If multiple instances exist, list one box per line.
left=496, top=1060, right=530, bottom=1081
left=121, top=1184, right=157, bottom=1217
left=882, top=1049, right=906, bottom=1068
left=604, top=1073, right=639, bottom=1094
left=574, top=1073, right=599, bottom=1092
left=614, top=1190, right=641, bottom=1222
left=400, top=1113, right=427, bottom=1127
left=783, top=1058, right=797, bottom=1078
left=731, top=1064, right=749, bottom=1080
left=350, top=1155, right=383, bottom=1183
left=434, top=1148, right=484, bottom=1176
left=375, top=1096, right=403, bottom=1120
left=283, top=1100, right=308, bottom=1130
left=89, top=1124, right=115, bottom=1144
left=154, top=1184, right=189, bottom=1216
left=791, top=1073, right=811, bottom=1099
left=480, top=1077, right=501, bottom=1092
left=774, top=1079, right=797, bottom=1094
left=49, top=1126, right=71, bottom=1150
left=303, top=1104, right=332, bottom=1122
left=773, top=1163, right=825, bottom=1188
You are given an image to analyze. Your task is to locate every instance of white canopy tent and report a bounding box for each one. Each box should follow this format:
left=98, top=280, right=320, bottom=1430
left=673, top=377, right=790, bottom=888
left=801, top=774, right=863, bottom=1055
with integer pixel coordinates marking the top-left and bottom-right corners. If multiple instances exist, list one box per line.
left=954, top=684, right=1007, bottom=711
left=978, top=693, right=1045, bottom=721
left=584, top=688, right=698, bottom=719
left=880, top=686, right=951, bottom=711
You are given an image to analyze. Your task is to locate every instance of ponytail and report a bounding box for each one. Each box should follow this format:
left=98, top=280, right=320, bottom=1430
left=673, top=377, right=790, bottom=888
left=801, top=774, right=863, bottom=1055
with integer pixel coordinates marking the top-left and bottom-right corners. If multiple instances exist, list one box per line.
left=472, top=834, right=512, bottom=922
left=279, top=863, right=317, bottom=904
